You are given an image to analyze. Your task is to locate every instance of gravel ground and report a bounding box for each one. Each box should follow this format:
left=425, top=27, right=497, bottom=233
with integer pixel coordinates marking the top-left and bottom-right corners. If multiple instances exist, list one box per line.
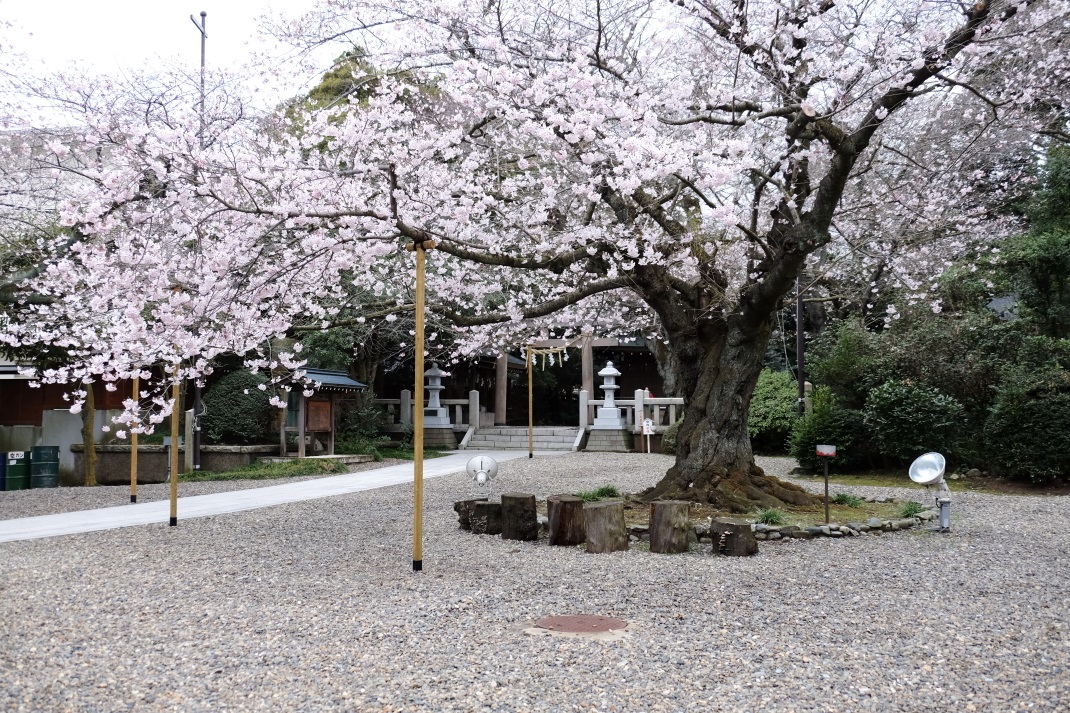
left=1, top=452, right=1067, bottom=712
left=0, top=459, right=407, bottom=521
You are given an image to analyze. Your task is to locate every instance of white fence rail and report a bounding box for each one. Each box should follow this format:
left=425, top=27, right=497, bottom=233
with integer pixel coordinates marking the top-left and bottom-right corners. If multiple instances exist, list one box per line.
left=579, top=389, right=684, bottom=433
left=374, top=390, right=487, bottom=432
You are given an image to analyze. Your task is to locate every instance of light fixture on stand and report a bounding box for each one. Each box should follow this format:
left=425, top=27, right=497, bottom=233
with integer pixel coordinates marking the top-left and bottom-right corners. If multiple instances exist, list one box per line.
left=466, top=455, right=498, bottom=488
left=908, top=452, right=951, bottom=532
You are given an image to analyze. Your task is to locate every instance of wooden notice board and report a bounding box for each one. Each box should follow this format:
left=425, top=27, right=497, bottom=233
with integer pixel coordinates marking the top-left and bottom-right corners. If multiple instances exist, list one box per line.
left=307, top=400, right=332, bottom=432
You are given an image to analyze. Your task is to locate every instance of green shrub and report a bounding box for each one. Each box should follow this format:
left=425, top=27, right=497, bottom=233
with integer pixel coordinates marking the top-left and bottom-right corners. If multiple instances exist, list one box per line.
left=862, top=380, right=963, bottom=464
left=577, top=484, right=622, bottom=502
left=753, top=507, right=787, bottom=526
left=984, top=363, right=1070, bottom=484
left=201, top=370, right=276, bottom=445
left=788, top=387, right=865, bottom=472
left=898, top=501, right=925, bottom=518
left=747, top=368, right=798, bottom=454
left=662, top=416, right=684, bottom=455
left=831, top=493, right=864, bottom=508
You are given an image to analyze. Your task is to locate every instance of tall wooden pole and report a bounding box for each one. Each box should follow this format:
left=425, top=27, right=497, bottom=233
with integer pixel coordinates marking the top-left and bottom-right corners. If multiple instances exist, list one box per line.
left=411, top=239, right=434, bottom=572
left=527, top=347, right=534, bottom=459
left=130, top=377, right=139, bottom=504
left=169, top=373, right=180, bottom=527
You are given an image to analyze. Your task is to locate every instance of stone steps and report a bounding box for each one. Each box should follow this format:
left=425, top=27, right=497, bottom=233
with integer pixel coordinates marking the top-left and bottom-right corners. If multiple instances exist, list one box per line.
left=464, top=427, right=579, bottom=451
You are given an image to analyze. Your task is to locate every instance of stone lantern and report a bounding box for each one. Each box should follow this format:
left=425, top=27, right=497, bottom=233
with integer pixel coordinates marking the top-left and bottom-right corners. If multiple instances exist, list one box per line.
left=592, top=361, right=627, bottom=429
left=423, top=362, right=451, bottom=427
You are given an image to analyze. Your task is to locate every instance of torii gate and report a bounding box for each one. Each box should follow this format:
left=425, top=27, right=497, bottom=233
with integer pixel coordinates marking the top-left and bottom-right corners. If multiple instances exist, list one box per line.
left=491, top=334, right=624, bottom=425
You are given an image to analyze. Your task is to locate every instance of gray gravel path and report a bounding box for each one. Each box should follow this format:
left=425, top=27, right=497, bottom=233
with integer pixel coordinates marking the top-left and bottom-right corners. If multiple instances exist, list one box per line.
left=2, top=453, right=1067, bottom=712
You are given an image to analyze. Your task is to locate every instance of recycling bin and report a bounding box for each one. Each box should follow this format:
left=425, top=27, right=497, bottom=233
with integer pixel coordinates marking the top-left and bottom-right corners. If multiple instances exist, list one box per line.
left=30, top=445, right=60, bottom=488
left=5, top=451, right=30, bottom=490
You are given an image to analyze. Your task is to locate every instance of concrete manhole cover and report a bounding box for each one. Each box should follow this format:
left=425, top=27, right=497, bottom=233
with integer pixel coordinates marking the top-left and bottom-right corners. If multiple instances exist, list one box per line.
left=524, top=614, right=631, bottom=640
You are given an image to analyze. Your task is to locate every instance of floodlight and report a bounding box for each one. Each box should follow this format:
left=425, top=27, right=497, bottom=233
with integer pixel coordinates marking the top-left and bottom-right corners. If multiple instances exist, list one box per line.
left=466, top=455, right=498, bottom=487
left=908, top=452, right=951, bottom=532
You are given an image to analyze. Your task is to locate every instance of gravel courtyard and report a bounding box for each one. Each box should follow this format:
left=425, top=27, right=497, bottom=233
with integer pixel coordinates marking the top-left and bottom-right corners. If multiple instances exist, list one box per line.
left=1, top=453, right=1067, bottom=712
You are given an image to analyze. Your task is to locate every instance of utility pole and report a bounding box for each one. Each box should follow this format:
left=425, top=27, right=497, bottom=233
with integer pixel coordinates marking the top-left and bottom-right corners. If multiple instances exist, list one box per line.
left=190, top=11, right=207, bottom=148
left=190, top=11, right=207, bottom=471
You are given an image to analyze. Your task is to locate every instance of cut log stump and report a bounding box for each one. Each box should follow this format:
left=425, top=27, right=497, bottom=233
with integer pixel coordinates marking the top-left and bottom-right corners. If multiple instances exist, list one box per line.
left=453, top=498, right=489, bottom=530
left=710, top=517, right=758, bottom=556
left=649, top=500, right=692, bottom=554
left=584, top=501, right=628, bottom=553
left=470, top=501, right=503, bottom=536
left=547, top=495, right=586, bottom=546
left=501, top=492, right=538, bottom=541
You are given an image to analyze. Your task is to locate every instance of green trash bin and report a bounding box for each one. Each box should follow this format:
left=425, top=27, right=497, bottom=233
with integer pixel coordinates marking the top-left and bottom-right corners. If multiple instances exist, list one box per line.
left=0, top=454, right=6, bottom=491
left=5, top=451, right=30, bottom=490
left=30, top=446, right=60, bottom=488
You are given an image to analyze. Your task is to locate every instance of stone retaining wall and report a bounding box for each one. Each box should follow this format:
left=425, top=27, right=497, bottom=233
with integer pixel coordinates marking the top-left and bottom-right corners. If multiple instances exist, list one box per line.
left=626, top=510, right=941, bottom=544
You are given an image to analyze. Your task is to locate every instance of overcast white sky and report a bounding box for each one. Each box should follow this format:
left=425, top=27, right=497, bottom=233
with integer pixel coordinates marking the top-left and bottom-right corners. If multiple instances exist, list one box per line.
left=4, top=1, right=330, bottom=100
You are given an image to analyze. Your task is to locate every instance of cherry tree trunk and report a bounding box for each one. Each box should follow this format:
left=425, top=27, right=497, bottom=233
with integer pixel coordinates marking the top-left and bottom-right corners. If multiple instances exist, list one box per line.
left=644, top=317, right=816, bottom=512
left=81, top=385, right=97, bottom=487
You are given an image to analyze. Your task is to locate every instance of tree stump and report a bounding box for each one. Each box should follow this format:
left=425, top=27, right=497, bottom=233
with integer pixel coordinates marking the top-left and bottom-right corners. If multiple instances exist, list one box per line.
left=710, top=517, right=758, bottom=556
left=547, top=495, right=586, bottom=546
left=649, top=500, right=692, bottom=554
left=583, top=501, right=628, bottom=553
left=453, top=498, right=489, bottom=530
left=501, top=492, right=538, bottom=541
left=470, top=501, right=503, bottom=535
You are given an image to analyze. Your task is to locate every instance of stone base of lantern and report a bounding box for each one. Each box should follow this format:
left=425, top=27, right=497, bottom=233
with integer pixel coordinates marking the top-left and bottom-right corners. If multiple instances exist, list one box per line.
left=423, top=407, right=452, bottom=428
left=422, top=427, right=458, bottom=449
left=584, top=429, right=632, bottom=452
left=592, top=407, right=627, bottom=429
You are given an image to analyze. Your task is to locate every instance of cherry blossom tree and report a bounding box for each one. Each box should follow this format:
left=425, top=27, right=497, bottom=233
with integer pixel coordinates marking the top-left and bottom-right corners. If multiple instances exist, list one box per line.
left=1, top=0, right=1068, bottom=509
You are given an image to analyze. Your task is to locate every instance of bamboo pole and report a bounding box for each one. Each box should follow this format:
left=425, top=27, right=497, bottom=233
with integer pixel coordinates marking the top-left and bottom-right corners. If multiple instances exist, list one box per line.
left=527, top=347, right=533, bottom=459
left=130, top=377, right=139, bottom=504
left=169, top=373, right=180, bottom=527
left=411, top=240, right=434, bottom=572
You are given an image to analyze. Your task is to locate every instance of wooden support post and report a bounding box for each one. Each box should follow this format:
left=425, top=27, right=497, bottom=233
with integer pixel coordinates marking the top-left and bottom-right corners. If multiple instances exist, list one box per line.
left=649, top=501, right=692, bottom=554
left=526, top=347, right=533, bottom=458
left=297, top=393, right=306, bottom=459
left=470, top=501, right=503, bottom=535
left=581, top=335, right=594, bottom=398
left=710, top=517, right=759, bottom=556
left=501, top=492, right=538, bottom=541
left=453, top=498, right=489, bottom=530
left=130, top=376, right=139, bottom=504
left=547, top=495, right=586, bottom=546
left=169, top=375, right=180, bottom=527
left=328, top=393, right=337, bottom=456
left=583, top=501, right=628, bottom=553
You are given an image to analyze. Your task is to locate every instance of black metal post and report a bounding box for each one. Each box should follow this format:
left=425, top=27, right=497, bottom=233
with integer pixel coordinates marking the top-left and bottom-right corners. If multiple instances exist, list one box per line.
left=796, top=275, right=806, bottom=416
left=824, top=459, right=830, bottom=524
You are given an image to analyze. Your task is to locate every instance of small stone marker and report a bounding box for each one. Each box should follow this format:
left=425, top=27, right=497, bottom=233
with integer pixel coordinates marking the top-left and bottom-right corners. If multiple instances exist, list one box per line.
left=648, top=500, right=692, bottom=554
left=583, top=501, right=628, bottom=553
left=710, top=517, right=758, bottom=556
left=453, top=498, right=488, bottom=530
left=547, top=495, right=586, bottom=546
left=470, top=501, right=503, bottom=535
left=501, top=492, right=538, bottom=541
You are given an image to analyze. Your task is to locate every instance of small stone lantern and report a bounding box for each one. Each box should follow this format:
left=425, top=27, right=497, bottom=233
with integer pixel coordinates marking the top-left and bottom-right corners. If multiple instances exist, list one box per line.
left=592, top=361, right=627, bottom=430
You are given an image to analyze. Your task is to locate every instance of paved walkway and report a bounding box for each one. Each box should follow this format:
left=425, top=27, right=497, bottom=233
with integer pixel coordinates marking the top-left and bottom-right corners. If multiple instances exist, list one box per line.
left=0, top=451, right=561, bottom=543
